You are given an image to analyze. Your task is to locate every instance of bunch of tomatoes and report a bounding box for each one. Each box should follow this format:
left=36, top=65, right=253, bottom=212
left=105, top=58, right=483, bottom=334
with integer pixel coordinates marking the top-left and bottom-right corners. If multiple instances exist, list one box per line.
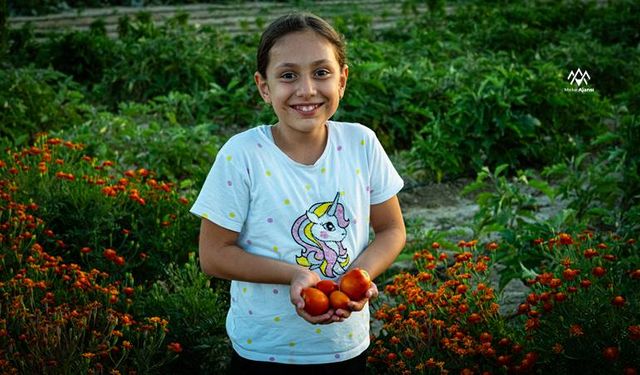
left=301, top=268, right=371, bottom=315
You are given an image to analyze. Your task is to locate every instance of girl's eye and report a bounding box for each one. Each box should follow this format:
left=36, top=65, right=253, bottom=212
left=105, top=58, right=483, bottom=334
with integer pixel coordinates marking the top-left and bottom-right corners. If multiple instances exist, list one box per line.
left=281, top=72, right=296, bottom=80
left=315, top=69, right=330, bottom=77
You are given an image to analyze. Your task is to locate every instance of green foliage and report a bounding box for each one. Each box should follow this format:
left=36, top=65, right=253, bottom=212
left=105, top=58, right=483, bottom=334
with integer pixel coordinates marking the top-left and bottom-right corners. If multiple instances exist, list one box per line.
left=0, top=139, right=184, bottom=373
left=0, top=67, right=89, bottom=146
left=136, top=253, right=230, bottom=375
left=93, top=14, right=221, bottom=105
left=55, top=99, right=223, bottom=183
left=36, top=25, right=117, bottom=85
left=543, top=111, right=640, bottom=234
left=369, top=233, right=640, bottom=374
left=462, top=165, right=557, bottom=236
left=3, top=136, right=199, bottom=283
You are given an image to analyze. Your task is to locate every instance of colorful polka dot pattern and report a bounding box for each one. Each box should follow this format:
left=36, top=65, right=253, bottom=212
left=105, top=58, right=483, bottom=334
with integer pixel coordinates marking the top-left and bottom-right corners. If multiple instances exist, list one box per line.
left=194, top=125, right=394, bottom=365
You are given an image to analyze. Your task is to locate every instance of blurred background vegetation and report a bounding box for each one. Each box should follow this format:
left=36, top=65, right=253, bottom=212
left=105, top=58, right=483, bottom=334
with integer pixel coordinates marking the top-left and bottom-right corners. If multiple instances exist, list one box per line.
left=2, top=0, right=639, bottom=373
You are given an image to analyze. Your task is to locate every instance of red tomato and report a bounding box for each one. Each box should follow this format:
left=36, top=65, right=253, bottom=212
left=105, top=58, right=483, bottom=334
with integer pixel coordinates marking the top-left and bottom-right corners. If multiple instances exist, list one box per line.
left=301, top=287, right=329, bottom=316
left=316, top=280, right=339, bottom=296
left=602, top=346, right=619, bottom=361
left=329, top=290, right=351, bottom=310
left=340, top=268, right=371, bottom=301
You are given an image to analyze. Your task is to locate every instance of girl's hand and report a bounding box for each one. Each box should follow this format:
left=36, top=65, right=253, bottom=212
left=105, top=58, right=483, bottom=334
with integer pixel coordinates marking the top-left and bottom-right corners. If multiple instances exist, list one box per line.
left=290, top=269, right=341, bottom=324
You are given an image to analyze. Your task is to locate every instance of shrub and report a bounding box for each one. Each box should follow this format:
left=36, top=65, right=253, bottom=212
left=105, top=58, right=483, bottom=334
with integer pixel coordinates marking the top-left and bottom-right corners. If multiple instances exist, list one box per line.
left=0, top=142, right=185, bottom=373
left=0, top=135, right=198, bottom=283
left=0, top=67, right=89, bottom=146
left=136, top=253, right=230, bottom=375
left=369, top=233, right=640, bottom=374
left=36, top=26, right=117, bottom=85
left=55, top=104, right=223, bottom=183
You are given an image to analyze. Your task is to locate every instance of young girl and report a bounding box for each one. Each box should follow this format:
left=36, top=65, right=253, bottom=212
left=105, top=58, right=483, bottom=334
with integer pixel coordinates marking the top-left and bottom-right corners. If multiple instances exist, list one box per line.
left=191, top=12, right=406, bottom=374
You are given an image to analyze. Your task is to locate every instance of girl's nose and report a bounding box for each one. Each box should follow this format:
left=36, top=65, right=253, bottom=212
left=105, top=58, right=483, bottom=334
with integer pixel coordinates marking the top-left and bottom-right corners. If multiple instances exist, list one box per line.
left=296, top=75, right=317, bottom=97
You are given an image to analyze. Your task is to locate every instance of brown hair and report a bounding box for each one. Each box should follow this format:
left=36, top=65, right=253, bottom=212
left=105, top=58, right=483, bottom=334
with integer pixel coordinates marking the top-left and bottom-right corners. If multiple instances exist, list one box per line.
left=256, top=12, right=346, bottom=78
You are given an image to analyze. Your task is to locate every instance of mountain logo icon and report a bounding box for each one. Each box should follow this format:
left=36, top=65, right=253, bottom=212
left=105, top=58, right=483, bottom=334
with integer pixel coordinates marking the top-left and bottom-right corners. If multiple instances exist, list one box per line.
left=567, top=69, right=591, bottom=87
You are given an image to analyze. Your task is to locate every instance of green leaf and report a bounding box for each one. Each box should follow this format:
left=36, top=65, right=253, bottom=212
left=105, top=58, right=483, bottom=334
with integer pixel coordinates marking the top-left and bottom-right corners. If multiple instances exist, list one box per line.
left=591, top=132, right=621, bottom=146
left=495, top=164, right=509, bottom=177
left=461, top=180, right=486, bottom=196
left=529, top=179, right=557, bottom=200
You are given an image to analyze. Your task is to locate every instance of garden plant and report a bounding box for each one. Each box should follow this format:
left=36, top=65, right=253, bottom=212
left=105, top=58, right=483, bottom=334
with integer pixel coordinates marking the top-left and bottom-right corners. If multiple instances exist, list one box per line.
left=1, top=0, right=639, bottom=373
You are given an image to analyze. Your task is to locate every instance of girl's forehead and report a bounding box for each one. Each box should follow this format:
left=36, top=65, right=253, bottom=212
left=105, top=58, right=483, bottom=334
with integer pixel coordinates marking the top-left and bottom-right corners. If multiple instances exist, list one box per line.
left=269, top=30, right=340, bottom=67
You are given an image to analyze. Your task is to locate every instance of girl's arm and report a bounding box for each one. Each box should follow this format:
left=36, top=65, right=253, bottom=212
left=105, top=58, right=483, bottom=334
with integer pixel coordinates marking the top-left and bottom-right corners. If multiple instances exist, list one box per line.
left=352, top=195, right=406, bottom=279
left=343, top=195, right=406, bottom=313
left=198, top=219, right=340, bottom=324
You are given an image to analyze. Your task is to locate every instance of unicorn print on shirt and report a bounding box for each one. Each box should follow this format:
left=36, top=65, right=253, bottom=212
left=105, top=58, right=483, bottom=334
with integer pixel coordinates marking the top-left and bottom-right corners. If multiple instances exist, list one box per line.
left=292, top=192, right=350, bottom=278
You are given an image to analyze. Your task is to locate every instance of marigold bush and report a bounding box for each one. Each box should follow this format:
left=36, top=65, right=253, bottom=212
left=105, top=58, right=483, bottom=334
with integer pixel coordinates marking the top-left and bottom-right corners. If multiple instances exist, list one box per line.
left=369, top=234, right=640, bottom=374
left=0, top=136, right=196, bottom=372
left=1, top=135, right=198, bottom=282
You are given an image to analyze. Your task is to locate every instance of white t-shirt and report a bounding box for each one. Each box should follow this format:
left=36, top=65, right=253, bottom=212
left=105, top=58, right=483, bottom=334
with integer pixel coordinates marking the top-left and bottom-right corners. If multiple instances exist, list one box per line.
left=190, top=121, right=403, bottom=364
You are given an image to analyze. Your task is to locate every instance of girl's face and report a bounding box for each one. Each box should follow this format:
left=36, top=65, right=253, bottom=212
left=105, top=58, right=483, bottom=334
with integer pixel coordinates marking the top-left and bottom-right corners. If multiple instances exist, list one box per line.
left=255, top=30, right=348, bottom=136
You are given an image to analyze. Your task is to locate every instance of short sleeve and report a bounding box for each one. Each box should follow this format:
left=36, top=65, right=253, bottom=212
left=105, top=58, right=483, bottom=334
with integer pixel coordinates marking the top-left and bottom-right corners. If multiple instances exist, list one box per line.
left=190, top=147, right=249, bottom=232
left=367, top=131, right=404, bottom=205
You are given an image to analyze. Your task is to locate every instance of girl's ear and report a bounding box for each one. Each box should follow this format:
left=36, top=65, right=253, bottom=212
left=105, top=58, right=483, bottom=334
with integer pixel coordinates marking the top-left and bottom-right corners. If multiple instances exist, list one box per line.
left=339, top=64, right=349, bottom=99
left=254, top=71, right=271, bottom=104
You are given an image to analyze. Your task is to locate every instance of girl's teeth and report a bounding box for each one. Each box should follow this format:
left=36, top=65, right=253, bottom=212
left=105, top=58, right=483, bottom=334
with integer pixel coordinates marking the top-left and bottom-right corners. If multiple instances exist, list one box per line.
left=297, top=105, right=317, bottom=112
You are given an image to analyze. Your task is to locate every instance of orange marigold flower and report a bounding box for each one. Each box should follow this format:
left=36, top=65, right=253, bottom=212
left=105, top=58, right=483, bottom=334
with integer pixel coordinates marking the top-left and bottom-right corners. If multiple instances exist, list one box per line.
left=467, top=313, right=482, bottom=324
left=552, top=343, right=564, bottom=354
left=612, top=296, right=625, bottom=307
left=525, top=318, right=540, bottom=331
left=558, top=233, right=573, bottom=245
left=597, top=243, right=608, bottom=249
left=569, top=324, right=584, bottom=337
left=101, top=186, right=117, bottom=197
left=475, top=261, right=488, bottom=272
left=81, top=352, right=96, bottom=359
left=103, top=248, right=117, bottom=261
left=402, top=348, right=414, bottom=358
left=167, top=342, right=183, bottom=353
left=47, top=138, right=62, bottom=145
left=486, top=242, right=498, bottom=251
left=628, top=325, right=640, bottom=340
left=114, top=256, right=125, bottom=266
left=583, top=248, right=599, bottom=259
left=122, top=341, right=133, bottom=350
left=592, top=266, right=606, bottom=277
left=602, top=346, right=619, bottom=361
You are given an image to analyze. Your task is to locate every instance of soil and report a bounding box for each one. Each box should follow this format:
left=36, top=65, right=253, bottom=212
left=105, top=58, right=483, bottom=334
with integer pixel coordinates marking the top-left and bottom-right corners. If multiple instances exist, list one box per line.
left=398, top=179, right=478, bottom=235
